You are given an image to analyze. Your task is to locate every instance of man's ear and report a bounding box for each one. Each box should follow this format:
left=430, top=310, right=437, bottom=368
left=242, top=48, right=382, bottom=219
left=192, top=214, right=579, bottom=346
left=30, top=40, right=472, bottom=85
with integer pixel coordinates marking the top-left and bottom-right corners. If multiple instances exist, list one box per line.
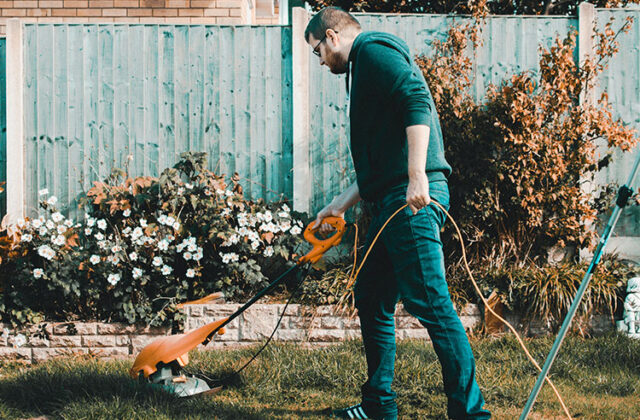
left=326, top=29, right=339, bottom=48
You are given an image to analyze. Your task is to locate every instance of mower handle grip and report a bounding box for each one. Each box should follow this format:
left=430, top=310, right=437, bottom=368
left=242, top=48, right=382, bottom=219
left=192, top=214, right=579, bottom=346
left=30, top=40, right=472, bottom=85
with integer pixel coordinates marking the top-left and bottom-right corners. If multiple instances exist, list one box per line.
left=298, top=216, right=347, bottom=265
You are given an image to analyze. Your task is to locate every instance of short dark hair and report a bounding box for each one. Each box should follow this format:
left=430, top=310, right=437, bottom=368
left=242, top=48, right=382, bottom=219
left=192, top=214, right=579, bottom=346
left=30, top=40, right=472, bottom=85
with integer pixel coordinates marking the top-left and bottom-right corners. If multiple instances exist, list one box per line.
left=304, top=7, right=361, bottom=42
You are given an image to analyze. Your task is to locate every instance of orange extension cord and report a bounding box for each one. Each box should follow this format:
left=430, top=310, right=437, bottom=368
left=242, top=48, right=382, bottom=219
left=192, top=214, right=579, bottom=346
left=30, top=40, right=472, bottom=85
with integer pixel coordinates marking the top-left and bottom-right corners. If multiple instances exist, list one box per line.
left=342, top=202, right=573, bottom=420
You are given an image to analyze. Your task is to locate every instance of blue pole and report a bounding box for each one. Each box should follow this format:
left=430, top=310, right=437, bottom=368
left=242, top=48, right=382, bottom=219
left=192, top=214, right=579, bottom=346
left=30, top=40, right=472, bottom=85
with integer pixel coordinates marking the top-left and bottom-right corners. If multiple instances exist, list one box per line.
left=519, top=150, right=640, bottom=419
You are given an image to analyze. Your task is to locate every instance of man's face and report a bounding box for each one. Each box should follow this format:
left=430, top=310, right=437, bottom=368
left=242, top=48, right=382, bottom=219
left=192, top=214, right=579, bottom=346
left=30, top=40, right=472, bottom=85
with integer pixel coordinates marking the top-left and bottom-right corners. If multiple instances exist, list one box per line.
left=308, top=31, right=347, bottom=74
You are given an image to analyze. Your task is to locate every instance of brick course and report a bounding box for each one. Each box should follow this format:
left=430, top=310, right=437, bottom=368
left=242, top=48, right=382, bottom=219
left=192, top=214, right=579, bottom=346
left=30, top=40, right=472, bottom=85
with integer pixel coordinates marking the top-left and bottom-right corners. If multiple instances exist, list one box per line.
left=0, top=0, right=273, bottom=33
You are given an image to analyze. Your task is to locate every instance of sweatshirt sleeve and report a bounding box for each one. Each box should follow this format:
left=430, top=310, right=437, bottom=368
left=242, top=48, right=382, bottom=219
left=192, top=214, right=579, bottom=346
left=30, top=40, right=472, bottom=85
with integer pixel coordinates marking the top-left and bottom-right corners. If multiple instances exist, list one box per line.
left=355, top=41, right=431, bottom=128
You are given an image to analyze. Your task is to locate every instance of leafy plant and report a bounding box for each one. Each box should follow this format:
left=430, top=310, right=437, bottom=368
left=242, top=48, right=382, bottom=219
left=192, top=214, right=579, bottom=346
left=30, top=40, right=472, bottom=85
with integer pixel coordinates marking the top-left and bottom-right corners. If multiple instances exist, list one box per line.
left=0, top=153, right=305, bottom=328
left=416, top=11, right=638, bottom=266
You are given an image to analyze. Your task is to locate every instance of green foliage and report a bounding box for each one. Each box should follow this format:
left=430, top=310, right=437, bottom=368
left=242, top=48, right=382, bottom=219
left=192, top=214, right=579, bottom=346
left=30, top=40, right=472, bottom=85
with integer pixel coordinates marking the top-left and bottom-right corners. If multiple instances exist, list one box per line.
left=415, top=13, right=638, bottom=265
left=0, top=153, right=305, bottom=328
left=462, top=256, right=639, bottom=332
left=306, top=0, right=640, bottom=16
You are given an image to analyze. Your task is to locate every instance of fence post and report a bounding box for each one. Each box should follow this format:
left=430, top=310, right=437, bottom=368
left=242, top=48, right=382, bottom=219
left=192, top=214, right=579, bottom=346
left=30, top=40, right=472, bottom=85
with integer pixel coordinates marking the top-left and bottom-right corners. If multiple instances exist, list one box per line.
left=292, top=7, right=311, bottom=214
left=6, top=19, right=24, bottom=224
left=578, top=2, right=596, bottom=107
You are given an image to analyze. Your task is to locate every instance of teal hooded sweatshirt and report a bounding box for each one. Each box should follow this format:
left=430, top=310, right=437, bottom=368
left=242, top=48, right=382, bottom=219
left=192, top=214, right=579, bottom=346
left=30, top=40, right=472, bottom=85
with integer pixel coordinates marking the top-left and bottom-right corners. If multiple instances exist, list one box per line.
left=347, top=31, right=451, bottom=202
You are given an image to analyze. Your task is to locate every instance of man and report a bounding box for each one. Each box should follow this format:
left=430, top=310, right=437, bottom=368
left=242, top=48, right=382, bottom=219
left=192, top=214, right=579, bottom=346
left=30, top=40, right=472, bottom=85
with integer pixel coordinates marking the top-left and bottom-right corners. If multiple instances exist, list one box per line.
left=305, top=7, right=491, bottom=420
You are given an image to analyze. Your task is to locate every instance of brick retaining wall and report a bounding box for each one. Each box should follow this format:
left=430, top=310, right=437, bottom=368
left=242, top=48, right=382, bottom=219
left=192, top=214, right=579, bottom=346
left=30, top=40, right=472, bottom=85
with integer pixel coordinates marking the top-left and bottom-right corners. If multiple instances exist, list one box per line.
left=0, top=303, right=615, bottom=364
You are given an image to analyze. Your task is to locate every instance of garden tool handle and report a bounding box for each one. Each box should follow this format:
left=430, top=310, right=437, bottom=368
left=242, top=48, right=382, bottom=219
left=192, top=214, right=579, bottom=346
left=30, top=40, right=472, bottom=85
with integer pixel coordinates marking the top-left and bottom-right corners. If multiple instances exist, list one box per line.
left=298, top=216, right=347, bottom=264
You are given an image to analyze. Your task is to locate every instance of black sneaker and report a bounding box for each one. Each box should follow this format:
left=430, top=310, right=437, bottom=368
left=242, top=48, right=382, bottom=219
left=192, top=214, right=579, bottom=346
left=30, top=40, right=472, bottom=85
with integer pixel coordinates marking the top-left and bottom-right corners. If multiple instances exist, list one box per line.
left=330, top=404, right=394, bottom=420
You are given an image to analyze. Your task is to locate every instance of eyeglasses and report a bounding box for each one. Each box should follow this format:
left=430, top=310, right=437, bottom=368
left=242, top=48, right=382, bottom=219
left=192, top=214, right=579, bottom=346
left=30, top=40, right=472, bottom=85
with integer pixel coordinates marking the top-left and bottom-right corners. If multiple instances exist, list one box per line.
left=312, top=31, right=337, bottom=57
left=312, top=35, right=327, bottom=57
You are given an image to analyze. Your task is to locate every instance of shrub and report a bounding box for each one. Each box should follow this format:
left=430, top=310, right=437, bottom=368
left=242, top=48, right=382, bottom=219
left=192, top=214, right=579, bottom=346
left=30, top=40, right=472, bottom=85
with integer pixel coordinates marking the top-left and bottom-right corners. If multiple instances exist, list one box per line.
left=471, top=256, right=638, bottom=334
left=416, top=12, right=639, bottom=266
left=0, top=152, right=305, bottom=328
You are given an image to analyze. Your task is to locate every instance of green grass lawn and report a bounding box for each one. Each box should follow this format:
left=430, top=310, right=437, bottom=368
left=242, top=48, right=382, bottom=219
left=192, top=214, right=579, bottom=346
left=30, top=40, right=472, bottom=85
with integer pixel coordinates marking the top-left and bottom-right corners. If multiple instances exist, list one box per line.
left=0, top=333, right=638, bottom=419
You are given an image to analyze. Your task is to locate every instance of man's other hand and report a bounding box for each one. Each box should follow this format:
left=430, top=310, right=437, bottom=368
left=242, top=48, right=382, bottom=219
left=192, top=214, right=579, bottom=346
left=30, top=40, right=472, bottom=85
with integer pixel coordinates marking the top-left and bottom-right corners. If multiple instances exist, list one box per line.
left=406, top=172, right=431, bottom=215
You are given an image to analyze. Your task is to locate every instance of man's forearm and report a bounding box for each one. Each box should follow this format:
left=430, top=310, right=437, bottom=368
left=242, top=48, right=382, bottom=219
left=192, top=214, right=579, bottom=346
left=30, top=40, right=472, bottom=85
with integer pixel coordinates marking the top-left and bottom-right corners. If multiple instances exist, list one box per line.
left=406, top=125, right=430, bottom=178
left=332, top=182, right=361, bottom=212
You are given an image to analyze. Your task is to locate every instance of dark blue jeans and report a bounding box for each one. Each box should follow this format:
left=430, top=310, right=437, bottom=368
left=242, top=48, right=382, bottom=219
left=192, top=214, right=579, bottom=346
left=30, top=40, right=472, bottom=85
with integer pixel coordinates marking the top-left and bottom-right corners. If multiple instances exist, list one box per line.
left=354, top=180, right=491, bottom=419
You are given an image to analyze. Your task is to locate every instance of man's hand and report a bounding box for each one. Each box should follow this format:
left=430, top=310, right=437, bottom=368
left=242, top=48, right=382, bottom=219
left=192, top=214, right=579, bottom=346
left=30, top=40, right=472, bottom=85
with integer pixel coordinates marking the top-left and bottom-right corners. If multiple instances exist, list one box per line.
left=406, top=171, right=430, bottom=215
left=313, top=202, right=345, bottom=235
left=312, top=183, right=361, bottom=235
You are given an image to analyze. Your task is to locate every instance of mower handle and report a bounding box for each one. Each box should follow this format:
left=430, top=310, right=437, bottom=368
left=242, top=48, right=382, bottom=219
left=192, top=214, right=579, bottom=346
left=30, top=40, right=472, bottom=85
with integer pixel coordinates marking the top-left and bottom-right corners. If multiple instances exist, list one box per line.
left=298, top=216, right=347, bottom=264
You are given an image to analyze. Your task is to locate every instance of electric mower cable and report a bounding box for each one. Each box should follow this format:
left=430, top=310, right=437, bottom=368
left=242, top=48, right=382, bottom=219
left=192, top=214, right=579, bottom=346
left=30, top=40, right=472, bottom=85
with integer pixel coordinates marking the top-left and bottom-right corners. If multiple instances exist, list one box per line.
left=342, top=202, right=572, bottom=420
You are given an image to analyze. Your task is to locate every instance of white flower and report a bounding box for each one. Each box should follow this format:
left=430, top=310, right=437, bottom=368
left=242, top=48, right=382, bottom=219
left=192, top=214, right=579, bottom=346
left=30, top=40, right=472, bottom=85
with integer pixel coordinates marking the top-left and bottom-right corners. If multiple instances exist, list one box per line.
left=221, top=208, right=231, bottom=217
left=1, top=328, right=9, bottom=339
left=158, top=215, right=168, bottom=225
left=251, top=241, right=260, bottom=250
left=280, top=221, right=291, bottom=232
left=39, top=226, right=48, bottom=236
left=122, top=227, right=132, bottom=236
left=237, top=212, right=248, bottom=227
left=90, top=255, right=100, bottom=265
left=166, top=235, right=175, bottom=243
left=176, top=243, right=185, bottom=253
left=281, top=204, right=290, bottom=212
left=107, top=273, right=121, bottom=286
left=13, top=333, right=27, bottom=348
left=87, top=217, right=96, bottom=227
left=152, top=256, right=163, bottom=267
left=98, top=241, right=108, bottom=250
left=16, top=218, right=26, bottom=228
left=256, top=212, right=264, bottom=221
left=220, top=252, right=239, bottom=264
left=38, top=188, right=49, bottom=196
left=264, top=211, right=273, bottom=223
left=32, top=219, right=43, bottom=229
left=52, top=235, right=65, bottom=246
left=158, top=239, right=169, bottom=251
left=193, top=250, right=203, bottom=261
left=140, top=218, right=147, bottom=228
left=186, top=268, right=196, bottom=278
left=161, top=265, right=173, bottom=276
left=225, top=190, right=233, bottom=197
left=263, top=246, right=274, bottom=257
left=132, top=227, right=143, bottom=239
left=172, top=222, right=181, bottom=231
left=33, top=268, right=44, bottom=279
left=278, top=211, right=289, bottom=218
left=123, top=209, right=131, bottom=217
left=129, top=252, right=138, bottom=261
left=64, top=219, right=73, bottom=227
left=290, top=226, right=302, bottom=235
left=183, top=252, right=192, bottom=261
left=132, top=268, right=143, bottom=279
left=185, top=183, right=193, bottom=189
left=187, top=243, right=197, bottom=253
left=46, top=220, right=55, bottom=230
left=21, top=234, right=33, bottom=243
left=107, top=255, right=119, bottom=265
left=57, top=225, right=67, bottom=234
left=47, top=196, right=58, bottom=206
left=97, top=219, right=107, bottom=230
left=177, top=187, right=185, bottom=195
left=166, top=216, right=175, bottom=226
left=111, top=245, right=122, bottom=253
left=95, top=232, right=104, bottom=241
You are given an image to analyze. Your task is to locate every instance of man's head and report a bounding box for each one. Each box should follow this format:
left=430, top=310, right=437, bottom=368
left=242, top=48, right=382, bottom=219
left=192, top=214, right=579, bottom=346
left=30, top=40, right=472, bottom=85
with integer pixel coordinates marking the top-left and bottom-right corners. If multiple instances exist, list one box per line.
left=304, top=7, right=362, bottom=74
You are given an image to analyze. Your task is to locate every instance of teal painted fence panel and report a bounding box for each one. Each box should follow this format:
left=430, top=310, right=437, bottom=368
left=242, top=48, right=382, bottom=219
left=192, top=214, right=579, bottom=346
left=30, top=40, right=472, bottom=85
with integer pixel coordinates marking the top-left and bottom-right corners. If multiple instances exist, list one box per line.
left=0, top=38, right=6, bottom=218
left=595, top=9, right=640, bottom=236
left=308, top=14, right=578, bottom=214
left=22, top=24, right=293, bottom=219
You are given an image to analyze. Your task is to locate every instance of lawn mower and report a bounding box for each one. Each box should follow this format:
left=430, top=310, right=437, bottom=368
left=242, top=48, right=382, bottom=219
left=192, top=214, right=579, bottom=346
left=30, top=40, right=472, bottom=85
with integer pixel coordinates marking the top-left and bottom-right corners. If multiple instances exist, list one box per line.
left=129, top=216, right=346, bottom=397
